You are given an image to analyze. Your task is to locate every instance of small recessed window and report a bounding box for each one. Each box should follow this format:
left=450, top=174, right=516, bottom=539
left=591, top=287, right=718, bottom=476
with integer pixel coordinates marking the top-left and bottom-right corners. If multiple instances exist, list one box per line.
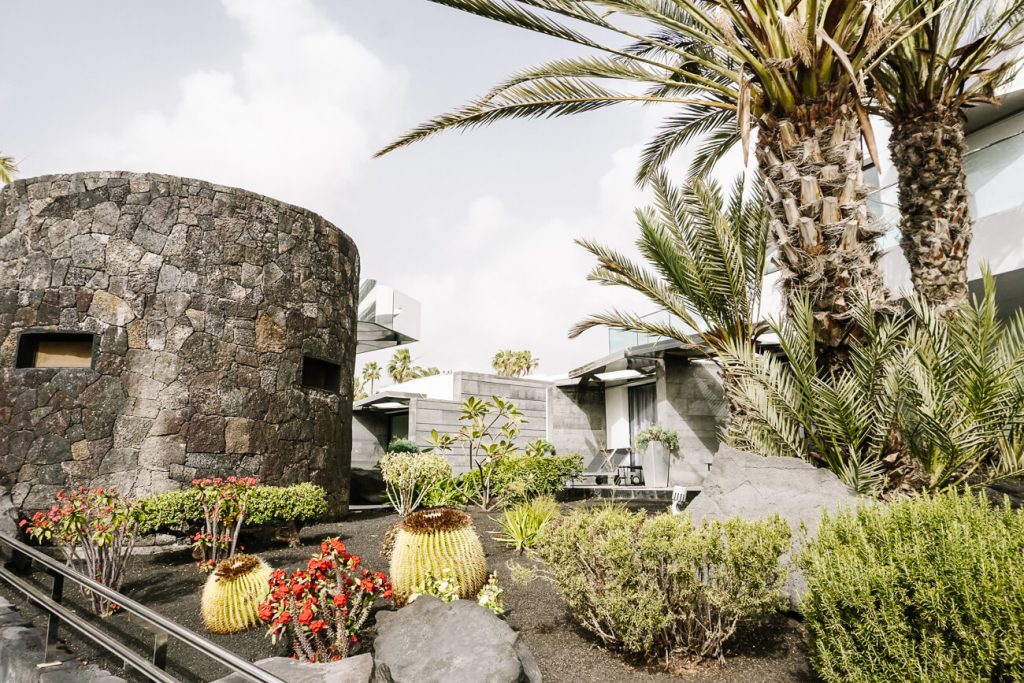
left=16, top=332, right=96, bottom=369
left=301, top=356, right=341, bottom=392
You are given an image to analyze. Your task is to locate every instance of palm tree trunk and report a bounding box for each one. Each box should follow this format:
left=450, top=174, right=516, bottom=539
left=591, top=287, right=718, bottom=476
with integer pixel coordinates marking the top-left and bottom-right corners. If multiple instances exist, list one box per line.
left=889, top=109, right=971, bottom=316
left=756, top=101, right=890, bottom=369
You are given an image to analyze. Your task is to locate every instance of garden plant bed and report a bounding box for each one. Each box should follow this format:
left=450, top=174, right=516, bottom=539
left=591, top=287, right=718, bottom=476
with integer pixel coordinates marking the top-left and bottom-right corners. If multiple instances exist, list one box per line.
left=0, top=500, right=815, bottom=682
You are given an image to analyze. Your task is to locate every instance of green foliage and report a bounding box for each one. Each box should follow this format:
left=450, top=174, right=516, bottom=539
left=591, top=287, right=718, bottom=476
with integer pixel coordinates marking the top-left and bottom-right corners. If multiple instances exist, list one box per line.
left=381, top=453, right=450, bottom=506
left=379, top=451, right=452, bottom=516
left=135, top=483, right=328, bottom=535
left=0, top=152, right=18, bottom=185
left=800, top=492, right=1024, bottom=682
left=429, top=395, right=525, bottom=511
left=496, top=496, right=559, bottom=553
left=524, top=438, right=555, bottom=457
left=201, top=554, right=273, bottom=634
left=535, top=505, right=790, bottom=662
left=572, top=174, right=769, bottom=373
left=424, top=453, right=583, bottom=509
left=421, top=476, right=469, bottom=508
left=635, top=425, right=679, bottom=452
left=22, top=486, right=141, bottom=616
left=477, top=573, right=505, bottom=616
left=491, top=349, right=540, bottom=377
left=387, top=438, right=420, bottom=454
left=390, top=508, right=488, bottom=603
left=723, top=271, right=1024, bottom=494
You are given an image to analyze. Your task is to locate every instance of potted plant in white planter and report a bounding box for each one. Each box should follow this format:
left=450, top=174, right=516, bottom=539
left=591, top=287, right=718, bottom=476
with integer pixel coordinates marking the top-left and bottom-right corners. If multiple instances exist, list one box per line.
left=636, top=425, right=678, bottom=488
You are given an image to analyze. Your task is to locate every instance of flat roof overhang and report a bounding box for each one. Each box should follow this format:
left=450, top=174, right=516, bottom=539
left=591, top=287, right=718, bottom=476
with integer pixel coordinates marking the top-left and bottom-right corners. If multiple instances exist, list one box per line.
left=356, top=320, right=416, bottom=354
left=353, top=391, right=421, bottom=413
left=568, top=337, right=712, bottom=383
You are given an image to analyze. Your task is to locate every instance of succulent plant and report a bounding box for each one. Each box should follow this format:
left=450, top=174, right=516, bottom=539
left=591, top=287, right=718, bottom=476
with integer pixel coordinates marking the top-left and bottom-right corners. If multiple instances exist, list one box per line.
left=200, top=554, right=272, bottom=634
left=389, top=508, right=487, bottom=603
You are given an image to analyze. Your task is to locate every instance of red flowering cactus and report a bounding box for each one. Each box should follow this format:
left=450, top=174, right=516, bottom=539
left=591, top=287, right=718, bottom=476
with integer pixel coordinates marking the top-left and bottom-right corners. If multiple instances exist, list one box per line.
left=191, top=476, right=259, bottom=572
left=20, top=486, right=140, bottom=616
left=259, top=537, right=392, bottom=662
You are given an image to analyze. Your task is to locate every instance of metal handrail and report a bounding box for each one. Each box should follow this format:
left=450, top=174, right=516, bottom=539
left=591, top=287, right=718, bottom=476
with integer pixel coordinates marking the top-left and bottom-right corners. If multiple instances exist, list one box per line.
left=0, top=532, right=285, bottom=683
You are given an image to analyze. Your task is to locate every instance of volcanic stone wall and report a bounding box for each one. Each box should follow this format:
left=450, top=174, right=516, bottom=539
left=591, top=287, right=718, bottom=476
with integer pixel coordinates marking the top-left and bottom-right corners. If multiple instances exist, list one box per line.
left=0, top=172, right=357, bottom=514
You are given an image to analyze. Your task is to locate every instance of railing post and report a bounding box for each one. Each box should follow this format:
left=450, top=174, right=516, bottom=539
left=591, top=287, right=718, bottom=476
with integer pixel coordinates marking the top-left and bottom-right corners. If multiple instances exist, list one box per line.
left=44, top=570, right=64, bottom=662
left=152, top=630, right=169, bottom=670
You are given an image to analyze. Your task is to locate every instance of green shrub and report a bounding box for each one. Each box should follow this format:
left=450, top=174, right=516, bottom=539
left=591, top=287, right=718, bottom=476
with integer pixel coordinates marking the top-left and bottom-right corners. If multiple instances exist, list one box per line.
left=800, top=491, right=1024, bottom=683
left=421, top=476, right=468, bottom=508
left=387, top=438, right=420, bottom=453
left=635, top=425, right=679, bottom=451
left=379, top=451, right=452, bottom=515
left=136, top=483, right=328, bottom=535
left=460, top=453, right=583, bottom=505
left=496, top=496, right=559, bottom=553
left=535, top=505, right=789, bottom=662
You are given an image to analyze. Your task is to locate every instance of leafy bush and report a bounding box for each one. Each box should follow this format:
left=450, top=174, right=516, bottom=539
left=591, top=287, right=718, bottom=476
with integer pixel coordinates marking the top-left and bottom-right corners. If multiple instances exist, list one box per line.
left=800, top=492, right=1024, bottom=682
left=387, top=438, right=419, bottom=453
left=260, top=537, right=391, bottom=661
left=421, top=476, right=469, bottom=508
left=457, top=453, right=583, bottom=507
left=535, top=505, right=790, bottom=662
left=723, top=271, right=1024, bottom=494
left=379, top=451, right=452, bottom=515
left=496, top=496, right=559, bottom=553
left=635, top=425, right=679, bottom=451
left=136, top=482, right=328, bottom=535
left=21, top=486, right=141, bottom=616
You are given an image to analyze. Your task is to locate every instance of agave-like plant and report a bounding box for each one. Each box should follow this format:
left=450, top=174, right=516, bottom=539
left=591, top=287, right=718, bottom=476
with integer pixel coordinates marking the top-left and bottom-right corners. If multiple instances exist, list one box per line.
left=873, top=0, right=1024, bottom=316
left=722, top=269, right=1024, bottom=494
left=377, top=0, right=943, bottom=366
left=571, top=172, right=769, bottom=418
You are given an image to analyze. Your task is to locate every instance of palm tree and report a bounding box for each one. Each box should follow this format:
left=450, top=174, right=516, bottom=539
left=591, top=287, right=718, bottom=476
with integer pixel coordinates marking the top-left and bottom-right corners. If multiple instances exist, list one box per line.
left=361, top=361, right=382, bottom=395
left=492, top=350, right=540, bottom=377
left=571, top=173, right=769, bottom=418
left=0, top=152, right=17, bottom=185
left=377, top=0, right=920, bottom=366
left=387, top=349, right=418, bottom=384
left=872, top=0, right=1024, bottom=315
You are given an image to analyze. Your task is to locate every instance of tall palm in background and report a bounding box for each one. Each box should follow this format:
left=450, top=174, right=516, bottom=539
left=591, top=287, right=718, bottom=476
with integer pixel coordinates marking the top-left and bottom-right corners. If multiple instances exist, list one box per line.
left=873, top=0, right=1024, bottom=315
left=378, top=0, right=922, bottom=367
left=492, top=349, right=540, bottom=377
left=571, top=173, right=769, bottom=418
left=361, top=361, right=382, bottom=395
left=0, top=153, right=17, bottom=185
left=387, top=349, right=418, bottom=384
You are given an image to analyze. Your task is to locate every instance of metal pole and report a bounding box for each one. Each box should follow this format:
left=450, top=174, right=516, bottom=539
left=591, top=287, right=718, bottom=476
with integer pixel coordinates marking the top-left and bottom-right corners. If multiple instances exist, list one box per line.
left=44, top=570, right=64, bottom=663
left=152, top=630, right=168, bottom=670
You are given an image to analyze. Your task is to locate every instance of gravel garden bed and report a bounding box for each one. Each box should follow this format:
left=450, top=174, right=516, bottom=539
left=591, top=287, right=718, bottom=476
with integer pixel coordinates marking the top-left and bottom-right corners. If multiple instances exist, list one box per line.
left=0, top=500, right=815, bottom=682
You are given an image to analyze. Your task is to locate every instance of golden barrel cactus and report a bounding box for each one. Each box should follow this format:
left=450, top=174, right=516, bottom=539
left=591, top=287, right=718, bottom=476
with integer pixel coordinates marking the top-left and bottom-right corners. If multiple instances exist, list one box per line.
left=390, top=508, right=487, bottom=603
left=200, top=554, right=272, bottom=634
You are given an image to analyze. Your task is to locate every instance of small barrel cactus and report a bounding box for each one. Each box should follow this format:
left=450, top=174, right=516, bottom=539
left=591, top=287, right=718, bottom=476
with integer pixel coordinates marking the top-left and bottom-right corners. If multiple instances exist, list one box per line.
left=200, top=554, right=272, bottom=634
left=390, top=508, right=487, bottom=603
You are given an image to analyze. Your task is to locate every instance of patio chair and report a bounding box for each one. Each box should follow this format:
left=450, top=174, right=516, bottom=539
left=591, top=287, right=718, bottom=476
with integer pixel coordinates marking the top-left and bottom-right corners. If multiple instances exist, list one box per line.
left=670, top=486, right=688, bottom=514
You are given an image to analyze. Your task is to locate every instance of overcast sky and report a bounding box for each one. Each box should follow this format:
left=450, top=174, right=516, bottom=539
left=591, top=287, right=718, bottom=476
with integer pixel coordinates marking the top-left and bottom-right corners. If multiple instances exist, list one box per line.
left=2, top=0, right=751, bottom=383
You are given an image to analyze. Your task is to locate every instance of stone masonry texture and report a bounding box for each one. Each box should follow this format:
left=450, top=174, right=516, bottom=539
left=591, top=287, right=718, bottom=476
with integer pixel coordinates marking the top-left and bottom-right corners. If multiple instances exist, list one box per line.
left=0, top=172, right=358, bottom=515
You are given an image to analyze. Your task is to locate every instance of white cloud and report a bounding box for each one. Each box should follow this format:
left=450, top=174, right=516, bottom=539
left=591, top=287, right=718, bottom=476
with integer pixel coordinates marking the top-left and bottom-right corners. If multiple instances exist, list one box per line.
left=75, top=0, right=407, bottom=215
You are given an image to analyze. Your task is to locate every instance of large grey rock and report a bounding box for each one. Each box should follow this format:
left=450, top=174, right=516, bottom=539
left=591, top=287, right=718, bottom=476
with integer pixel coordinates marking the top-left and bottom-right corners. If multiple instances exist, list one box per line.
left=214, top=654, right=372, bottom=683
left=373, top=597, right=541, bottom=683
left=685, top=445, right=860, bottom=612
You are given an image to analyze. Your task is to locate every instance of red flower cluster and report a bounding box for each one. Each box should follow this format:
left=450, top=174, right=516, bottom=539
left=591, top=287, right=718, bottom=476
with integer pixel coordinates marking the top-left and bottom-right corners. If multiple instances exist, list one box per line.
left=258, top=536, right=392, bottom=662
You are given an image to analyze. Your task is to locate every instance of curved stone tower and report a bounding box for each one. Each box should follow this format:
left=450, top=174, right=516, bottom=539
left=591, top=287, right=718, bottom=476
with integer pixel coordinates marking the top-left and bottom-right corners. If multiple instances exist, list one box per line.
left=0, top=172, right=357, bottom=514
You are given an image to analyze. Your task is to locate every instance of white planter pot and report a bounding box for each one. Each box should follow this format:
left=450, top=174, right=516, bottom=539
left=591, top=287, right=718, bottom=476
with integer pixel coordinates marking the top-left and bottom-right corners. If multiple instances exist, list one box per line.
left=641, top=442, right=671, bottom=487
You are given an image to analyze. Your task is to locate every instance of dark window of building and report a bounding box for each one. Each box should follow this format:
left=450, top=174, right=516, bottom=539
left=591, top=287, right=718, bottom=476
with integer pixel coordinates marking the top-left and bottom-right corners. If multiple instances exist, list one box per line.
left=302, top=356, right=341, bottom=392
left=15, top=332, right=96, bottom=369
left=389, top=412, right=409, bottom=443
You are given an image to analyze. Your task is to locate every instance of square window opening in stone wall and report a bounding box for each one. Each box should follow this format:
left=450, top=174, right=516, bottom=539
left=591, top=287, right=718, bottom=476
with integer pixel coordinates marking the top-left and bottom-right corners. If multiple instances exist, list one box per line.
left=15, top=332, right=97, bottom=369
left=302, top=356, right=341, bottom=392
